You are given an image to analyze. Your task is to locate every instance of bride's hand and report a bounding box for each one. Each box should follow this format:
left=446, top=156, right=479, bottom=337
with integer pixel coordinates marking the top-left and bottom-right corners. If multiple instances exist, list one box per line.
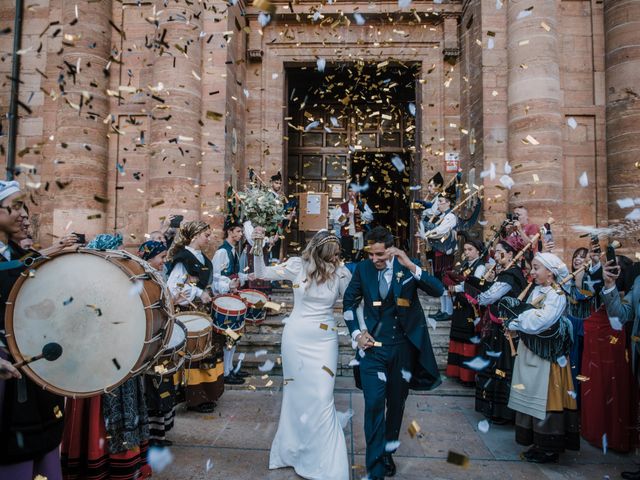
left=252, top=227, right=265, bottom=241
left=356, top=331, right=376, bottom=350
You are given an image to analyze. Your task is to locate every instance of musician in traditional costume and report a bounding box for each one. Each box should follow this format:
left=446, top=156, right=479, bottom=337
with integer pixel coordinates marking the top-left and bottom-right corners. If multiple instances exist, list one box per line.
left=471, top=238, right=527, bottom=424
left=212, top=220, right=250, bottom=385
left=62, top=234, right=152, bottom=480
left=268, top=172, right=296, bottom=262
left=0, top=181, right=65, bottom=480
left=166, top=221, right=225, bottom=413
left=136, top=240, right=179, bottom=448
left=502, top=252, right=579, bottom=463
left=417, top=184, right=458, bottom=321
left=444, top=238, right=487, bottom=385
left=330, top=186, right=374, bottom=262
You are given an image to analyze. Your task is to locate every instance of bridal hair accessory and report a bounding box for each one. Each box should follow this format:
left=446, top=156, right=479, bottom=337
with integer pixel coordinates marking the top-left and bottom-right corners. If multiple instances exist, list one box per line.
left=316, top=234, right=340, bottom=248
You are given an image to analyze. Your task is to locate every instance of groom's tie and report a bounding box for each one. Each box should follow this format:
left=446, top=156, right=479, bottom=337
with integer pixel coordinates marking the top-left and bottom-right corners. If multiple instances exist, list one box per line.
left=378, top=267, right=390, bottom=299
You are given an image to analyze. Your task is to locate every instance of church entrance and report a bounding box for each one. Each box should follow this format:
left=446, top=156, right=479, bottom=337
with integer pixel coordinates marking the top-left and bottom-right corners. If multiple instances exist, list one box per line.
left=285, top=62, right=419, bottom=254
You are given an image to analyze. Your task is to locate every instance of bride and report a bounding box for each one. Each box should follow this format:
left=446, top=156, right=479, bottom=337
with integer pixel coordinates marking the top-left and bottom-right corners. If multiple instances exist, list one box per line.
left=252, top=228, right=351, bottom=480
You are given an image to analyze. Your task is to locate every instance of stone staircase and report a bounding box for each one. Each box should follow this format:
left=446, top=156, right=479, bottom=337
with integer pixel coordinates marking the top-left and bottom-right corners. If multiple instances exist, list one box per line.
left=235, top=288, right=452, bottom=378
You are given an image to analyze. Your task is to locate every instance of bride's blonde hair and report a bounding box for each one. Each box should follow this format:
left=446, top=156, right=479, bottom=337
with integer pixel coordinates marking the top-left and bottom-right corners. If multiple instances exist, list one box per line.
left=301, top=230, right=341, bottom=286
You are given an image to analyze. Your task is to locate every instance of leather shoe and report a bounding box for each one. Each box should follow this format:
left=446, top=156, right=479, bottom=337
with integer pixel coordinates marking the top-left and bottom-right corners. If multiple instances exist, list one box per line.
left=234, top=369, right=250, bottom=378
left=621, top=469, right=640, bottom=480
left=224, top=374, right=245, bottom=385
left=383, top=454, right=396, bottom=477
left=432, top=311, right=452, bottom=322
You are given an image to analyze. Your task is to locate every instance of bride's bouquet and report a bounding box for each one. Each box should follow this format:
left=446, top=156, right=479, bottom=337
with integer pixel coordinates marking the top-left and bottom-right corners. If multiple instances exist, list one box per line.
left=239, top=186, right=285, bottom=255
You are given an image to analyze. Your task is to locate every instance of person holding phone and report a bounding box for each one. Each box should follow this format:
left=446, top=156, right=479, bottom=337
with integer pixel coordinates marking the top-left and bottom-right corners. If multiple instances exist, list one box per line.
left=578, top=253, right=640, bottom=457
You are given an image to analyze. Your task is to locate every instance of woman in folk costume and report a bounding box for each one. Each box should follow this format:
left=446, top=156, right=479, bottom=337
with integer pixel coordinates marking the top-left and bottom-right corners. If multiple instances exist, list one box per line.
left=138, top=241, right=178, bottom=448
left=444, top=238, right=487, bottom=385
left=0, top=181, right=65, bottom=480
left=166, top=221, right=225, bottom=413
left=471, top=237, right=527, bottom=424
left=212, top=219, right=250, bottom=385
left=61, top=234, right=152, bottom=480
left=418, top=183, right=458, bottom=321
left=502, top=252, right=578, bottom=464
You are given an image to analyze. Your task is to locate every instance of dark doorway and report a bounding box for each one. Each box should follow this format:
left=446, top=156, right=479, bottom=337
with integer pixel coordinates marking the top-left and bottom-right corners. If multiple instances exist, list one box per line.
left=285, top=62, right=419, bottom=251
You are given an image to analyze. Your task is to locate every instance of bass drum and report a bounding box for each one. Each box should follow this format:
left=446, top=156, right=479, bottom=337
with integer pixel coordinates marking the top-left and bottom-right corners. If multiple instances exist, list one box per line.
left=4, top=248, right=174, bottom=398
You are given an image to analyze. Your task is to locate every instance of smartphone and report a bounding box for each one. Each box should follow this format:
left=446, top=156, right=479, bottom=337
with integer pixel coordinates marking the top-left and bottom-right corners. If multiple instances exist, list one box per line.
left=169, top=215, right=183, bottom=228
left=606, top=245, right=617, bottom=266
left=542, top=223, right=553, bottom=244
left=72, top=233, right=86, bottom=244
left=590, top=234, right=601, bottom=253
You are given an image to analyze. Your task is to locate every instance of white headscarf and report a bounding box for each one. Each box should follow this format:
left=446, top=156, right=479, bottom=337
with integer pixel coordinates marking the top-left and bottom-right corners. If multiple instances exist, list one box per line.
left=534, top=252, right=569, bottom=283
left=0, top=180, right=20, bottom=203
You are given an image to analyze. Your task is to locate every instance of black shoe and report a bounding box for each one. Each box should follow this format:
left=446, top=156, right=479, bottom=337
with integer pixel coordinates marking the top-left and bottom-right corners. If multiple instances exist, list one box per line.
left=622, top=470, right=640, bottom=480
left=160, top=439, right=173, bottom=447
left=524, top=449, right=558, bottom=464
left=224, top=374, right=245, bottom=385
left=234, top=369, right=250, bottom=378
left=187, top=402, right=216, bottom=413
left=432, top=311, right=452, bottom=322
left=383, top=454, right=396, bottom=477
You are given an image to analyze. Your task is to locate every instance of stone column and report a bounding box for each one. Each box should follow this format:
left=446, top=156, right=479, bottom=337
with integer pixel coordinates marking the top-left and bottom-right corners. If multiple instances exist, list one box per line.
left=604, top=0, right=640, bottom=224
left=507, top=0, right=563, bottom=240
left=52, top=0, right=112, bottom=238
left=148, top=1, right=203, bottom=229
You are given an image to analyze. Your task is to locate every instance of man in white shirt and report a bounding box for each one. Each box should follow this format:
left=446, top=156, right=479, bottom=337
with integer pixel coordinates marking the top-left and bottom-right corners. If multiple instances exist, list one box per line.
left=330, top=187, right=374, bottom=262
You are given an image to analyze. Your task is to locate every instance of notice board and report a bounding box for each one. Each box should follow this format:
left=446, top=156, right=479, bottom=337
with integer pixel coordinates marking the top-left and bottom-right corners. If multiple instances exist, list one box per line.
left=298, top=192, right=328, bottom=231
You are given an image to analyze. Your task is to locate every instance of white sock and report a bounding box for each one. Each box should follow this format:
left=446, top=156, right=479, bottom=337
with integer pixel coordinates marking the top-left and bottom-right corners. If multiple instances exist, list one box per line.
left=441, top=293, right=453, bottom=315
left=223, top=346, right=236, bottom=377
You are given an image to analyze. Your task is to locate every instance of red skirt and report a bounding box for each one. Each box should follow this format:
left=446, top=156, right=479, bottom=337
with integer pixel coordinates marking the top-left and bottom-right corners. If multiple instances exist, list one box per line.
left=581, top=307, right=639, bottom=453
left=61, top=397, right=152, bottom=480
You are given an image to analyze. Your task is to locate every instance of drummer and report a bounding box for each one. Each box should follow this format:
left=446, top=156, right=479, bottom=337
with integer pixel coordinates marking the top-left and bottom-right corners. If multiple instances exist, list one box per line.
left=138, top=241, right=177, bottom=447
left=166, top=221, right=225, bottom=413
left=212, top=219, right=250, bottom=385
left=0, top=180, right=65, bottom=480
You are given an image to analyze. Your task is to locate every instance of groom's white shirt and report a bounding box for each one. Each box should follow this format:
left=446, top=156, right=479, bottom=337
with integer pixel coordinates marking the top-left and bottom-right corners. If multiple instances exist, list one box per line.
left=351, top=257, right=423, bottom=342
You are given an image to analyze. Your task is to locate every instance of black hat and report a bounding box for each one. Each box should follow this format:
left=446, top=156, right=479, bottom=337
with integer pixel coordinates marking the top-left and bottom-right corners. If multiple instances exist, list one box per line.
left=271, top=171, right=282, bottom=182
left=427, top=172, right=444, bottom=189
left=442, top=181, right=457, bottom=204
left=224, top=215, right=242, bottom=234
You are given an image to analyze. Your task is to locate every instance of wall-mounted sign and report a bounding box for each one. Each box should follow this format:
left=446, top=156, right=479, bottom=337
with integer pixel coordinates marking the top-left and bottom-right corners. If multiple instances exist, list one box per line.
left=445, top=152, right=460, bottom=173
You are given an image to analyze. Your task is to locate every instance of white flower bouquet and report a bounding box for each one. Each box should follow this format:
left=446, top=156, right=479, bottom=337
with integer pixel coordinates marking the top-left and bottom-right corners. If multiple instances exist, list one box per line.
left=239, top=186, right=285, bottom=255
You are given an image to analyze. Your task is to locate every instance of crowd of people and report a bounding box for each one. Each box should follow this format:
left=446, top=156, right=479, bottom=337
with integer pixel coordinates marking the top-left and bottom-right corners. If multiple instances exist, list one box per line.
left=2, top=168, right=640, bottom=479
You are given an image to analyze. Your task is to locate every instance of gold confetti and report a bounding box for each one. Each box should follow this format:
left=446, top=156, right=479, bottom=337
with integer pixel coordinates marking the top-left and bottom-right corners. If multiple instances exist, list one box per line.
left=53, top=405, right=63, bottom=419
left=576, top=375, right=590, bottom=382
left=540, top=21, right=551, bottom=31
left=408, top=420, right=421, bottom=438
left=512, top=383, right=525, bottom=390
left=495, top=369, right=506, bottom=378
left=319, top=323, right=329, bottom=330
left=446, top=451, right=469, bottom=468
left=524, top=134, right=539, bottom=145
left=610, top=336, right=619, bottom=345
left=322, top=365, right=335, bottom=377
left=265, top=379, right=274, bottom=387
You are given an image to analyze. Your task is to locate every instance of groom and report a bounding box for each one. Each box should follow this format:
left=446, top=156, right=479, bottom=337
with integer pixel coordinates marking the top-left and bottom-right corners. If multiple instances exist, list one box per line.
left=343, top=226, right=444, bottom=479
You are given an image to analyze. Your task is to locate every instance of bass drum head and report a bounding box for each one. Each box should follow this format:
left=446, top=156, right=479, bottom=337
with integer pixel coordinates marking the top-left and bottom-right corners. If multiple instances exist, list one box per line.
left=166, top=319, right=187, bottom=350
left=176, top=312, right=212, bottom=333
left=8, top=253, right=148, bottom=397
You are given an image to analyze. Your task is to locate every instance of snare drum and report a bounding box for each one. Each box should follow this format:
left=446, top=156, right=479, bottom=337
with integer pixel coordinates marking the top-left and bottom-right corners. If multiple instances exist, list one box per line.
left=211, top=295, right=246, bottom=333
left=4, top=249, right=174, bottom=398
left=238, top=289, right=268, bottom=325
left=151, top=319, right=187, bottom=375
left=177, top=311, right=213, bottom=361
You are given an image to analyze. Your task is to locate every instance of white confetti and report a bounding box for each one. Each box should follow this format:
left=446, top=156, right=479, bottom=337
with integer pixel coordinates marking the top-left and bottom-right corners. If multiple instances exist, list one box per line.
left=469, top=335, right=481, bottom=344
left=401, top=369, right=412, bottom=383
left=504, top=161, right=512, bottom=175
left=478, top=419, right=490, bottom=433
left=377, top=372, right=387, bottom=382
left=480, top=162, right=496, bottom=180
left=567, top=390, right=577, bottom=399
left=254, top=349, right=268, bottom=357
left=398, top=0, right=412, bottom=8
left=353, top=12, right=365, bottom=25
left=602, top=433, right=608, bottom=455
left=258, top=12, right=271, bottom=27
left=258, top=359, right=275, bottom=372
left=486, top=351, right=502, bottom=358
left=496, top=0, right=503, bottom=9
left=336, top=409, right=354, bottom=429
left=609, top=316, right=624, bottom=331
left=391, top=155, right=405, bottom=172
left=317, top=58, right=326, bottom=73
left=408, top=103, right=416, bottom=116
left=385, top=440, right=401, bottom=452
left=463, top=356, right=491, bottom=371
left=271, top=73, right=279, bottom=80
left=147, top=447, right=174, bottom=473
left=426, top=315, right=437, bottom=332
left=616, top=198, right=634, bottom=209
left=305, top=120, right=320, bottom=132
left=556, top=356, right=568, bottom=368
left=625, top=209, right=640, bottom=221
left=567, top=117, right=578, bottom=129
left=487, top=38, right=495, bottom=50
left=348, top=358, right=360, bottom=367
left=499, top=174, right=514, bottom=189
left=579, top=171, right=589, bottom=187
left=129, top=280, right=144, bottom=296
left=517, top=9, right=532, bottom=20
left=205, top=458, right=214, bottom=472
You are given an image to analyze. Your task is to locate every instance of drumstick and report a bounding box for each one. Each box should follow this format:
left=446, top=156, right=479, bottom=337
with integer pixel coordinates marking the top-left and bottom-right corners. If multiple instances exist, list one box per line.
left=13, top=342, right=63, bottom=369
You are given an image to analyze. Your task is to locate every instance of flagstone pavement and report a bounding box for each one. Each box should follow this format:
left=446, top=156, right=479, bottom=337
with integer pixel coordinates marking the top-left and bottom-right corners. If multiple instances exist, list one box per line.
left=155, top=378, right=636, bottom=480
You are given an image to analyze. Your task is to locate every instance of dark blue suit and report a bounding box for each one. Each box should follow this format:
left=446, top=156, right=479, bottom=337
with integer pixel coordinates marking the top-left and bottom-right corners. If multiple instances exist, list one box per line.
left=343, top=257, right=443, bottom=478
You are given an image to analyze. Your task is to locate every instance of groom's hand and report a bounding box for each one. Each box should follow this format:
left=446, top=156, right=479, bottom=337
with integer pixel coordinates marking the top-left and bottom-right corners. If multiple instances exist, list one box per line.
left=356, top=331, right=376, bottom=350
left=386, top=247, right=416, bottom=273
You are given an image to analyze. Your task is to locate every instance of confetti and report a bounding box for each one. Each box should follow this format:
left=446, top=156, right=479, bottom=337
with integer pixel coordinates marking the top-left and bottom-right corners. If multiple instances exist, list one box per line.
left=348, top=358, right=360, bottom=367
left=524, top=134, right=539, bottom=145
left=556, top=356, right=568, bottom=368
left=567, top=117, right=578, bottom=129
left=398, top=0, right=412, bottom=8
left=385, top=440, right=401, bottom=452
left=205, top=458, right=214, bottom=472
left=609, top=316, right=623, bottom=331
left=576, top=375, right=590, bottom=382
left=401, top=369, right=412, bottom=382
left=447, top=451, right=470, bottom=468
left=336, top=409, right=353, bottom=429
left=485, top=351, right=502, bottom=358
left=316, top=58, right=326, bottom=73
left=579, top=171, right=589, bottom=187
left=512, top=383, right=525, bottom=390
left=353, top=13, right=365, bottom=25
left=477, top=419, right=490, bottom=433
left=408, top=420, right=421, bottom=438
left=602, top=433, right=608, bottom=454
left=463, top=356, right=490, bottom=371
left=322, top=365, right=335, bottom=377
left=147, top=447, right=174, bottom=473
left=255, top=349, right=268, bottom=357
left=377, top=372, right=387, bottom=382
left=258, top=359, right=275, bottom=372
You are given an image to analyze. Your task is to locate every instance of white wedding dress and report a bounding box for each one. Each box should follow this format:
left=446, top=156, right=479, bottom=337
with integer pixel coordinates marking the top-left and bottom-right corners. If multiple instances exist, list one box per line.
left=255, top=256, right=351, bottom=480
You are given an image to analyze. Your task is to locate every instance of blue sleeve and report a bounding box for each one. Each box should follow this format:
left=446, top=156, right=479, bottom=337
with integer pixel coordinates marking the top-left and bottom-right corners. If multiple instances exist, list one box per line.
left=342, top=262, right=364, bottom=335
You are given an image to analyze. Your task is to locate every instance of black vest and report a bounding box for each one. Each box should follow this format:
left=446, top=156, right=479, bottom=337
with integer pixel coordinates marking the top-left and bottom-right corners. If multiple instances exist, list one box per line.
left=0, top=242, right=65, bottom=464
left=168, top=248, right=213, bottom=289
left=218, top=241, right=239, bottom=277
